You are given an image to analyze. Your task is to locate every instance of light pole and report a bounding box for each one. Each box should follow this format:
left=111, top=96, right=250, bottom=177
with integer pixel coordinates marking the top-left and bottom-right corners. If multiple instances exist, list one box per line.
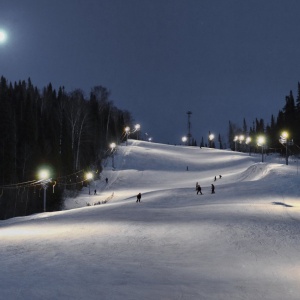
left=125, top=126, right=130, bottom=146
left=257, top=136, right=265, bottom=162
left=234, top=136, right=238, bottom=151
left=39, top=169, right=51, bottom=212
left=209, top=133, right=214, bottom=148
left=280, top=131, right=289, bottom=165
left=239, top=135, right=244, bottom=151
left=182, top=136, right=187, bottom=145
left=110, top=142, right=116, bottom=169
left=246, top=137, right=251, bottom=155
left=135, top=124, right=140, bottom=140
left=86, top=172, right=93, bottom=195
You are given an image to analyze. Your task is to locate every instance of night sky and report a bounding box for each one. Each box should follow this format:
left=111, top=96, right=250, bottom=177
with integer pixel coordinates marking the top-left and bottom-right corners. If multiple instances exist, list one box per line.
left=1, top=0, right=300, bottom=145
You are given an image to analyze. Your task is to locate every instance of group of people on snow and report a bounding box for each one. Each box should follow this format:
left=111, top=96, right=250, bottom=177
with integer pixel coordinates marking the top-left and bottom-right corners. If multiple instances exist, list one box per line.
left=135, top=175, right=222, bottom=204
left=196, top=175, right=222, bottom=195
left=196, top=182, right=214, bottom=194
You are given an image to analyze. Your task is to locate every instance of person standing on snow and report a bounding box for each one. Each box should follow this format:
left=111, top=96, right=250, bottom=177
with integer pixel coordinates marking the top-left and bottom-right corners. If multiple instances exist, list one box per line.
left=196, top=184, right=202, bottom=195
left=136, top=193, right=142, bottom=203
left=211, top=184, right=215, bottom=194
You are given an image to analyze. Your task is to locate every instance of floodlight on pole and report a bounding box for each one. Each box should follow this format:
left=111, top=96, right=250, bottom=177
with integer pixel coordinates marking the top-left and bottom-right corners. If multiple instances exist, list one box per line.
left=85, top=172, right=93, bottom=195
left=135, top=124, right=140, bottom=140
left=38, top=168, right=51, bottom=212
left=125, top=126, right=130, bottom=145
left=182, top=136, right=187, bottom=145
left=257, top=136, right=265, bottom=162
left=110, top=142, right=116, bottom=169
left=280, top=131, right=289, bottom=165
left=233, top=136, right=238, bottom=151
left=238, top=135, right=245, bottom=152
left=246, top=137, right=252, bottom=155
left=209, top=133, right=214, bottom=148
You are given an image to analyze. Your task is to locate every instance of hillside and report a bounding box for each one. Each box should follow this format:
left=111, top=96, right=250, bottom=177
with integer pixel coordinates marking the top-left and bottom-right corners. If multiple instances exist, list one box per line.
left=1, top=140, right=300, bottom=300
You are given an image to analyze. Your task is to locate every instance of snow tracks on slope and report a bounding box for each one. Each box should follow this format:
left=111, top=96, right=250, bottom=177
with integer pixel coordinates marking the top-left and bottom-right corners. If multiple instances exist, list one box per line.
left=237, top=163, right=283, bottom=182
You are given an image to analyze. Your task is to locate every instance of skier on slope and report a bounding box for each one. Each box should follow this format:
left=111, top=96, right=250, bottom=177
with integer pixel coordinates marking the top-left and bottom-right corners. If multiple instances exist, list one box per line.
left=211, top=184, right=215, bottom=194
left=196, top=184, right=202, bottom=195
left=136, top=193, right=142, bottom=203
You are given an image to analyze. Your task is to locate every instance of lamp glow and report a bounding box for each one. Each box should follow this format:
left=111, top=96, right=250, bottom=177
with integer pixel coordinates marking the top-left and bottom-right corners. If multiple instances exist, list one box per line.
left=135, top=124, right=140, bottom=131
left=281, top=131, right=288, bottom=139
left=86, top=172, right=93, bottom=180
left=281, top=131, right=290, bottom=165
left=39, top=169, right=50, bottom=180
left=257, top=136, right=265, bottom=146
left=38, top=168, right=51, bottom=212
left=257, top=135, right=266, bottom=162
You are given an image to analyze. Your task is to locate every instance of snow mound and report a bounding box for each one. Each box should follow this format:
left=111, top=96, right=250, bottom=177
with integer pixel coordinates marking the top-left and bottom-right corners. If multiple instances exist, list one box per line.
left=236, top=163, right=283, bottom=182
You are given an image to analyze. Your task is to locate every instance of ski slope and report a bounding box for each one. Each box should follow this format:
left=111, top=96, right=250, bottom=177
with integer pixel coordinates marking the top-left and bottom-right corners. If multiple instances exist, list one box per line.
left=1, top=140, right=300, bottom=300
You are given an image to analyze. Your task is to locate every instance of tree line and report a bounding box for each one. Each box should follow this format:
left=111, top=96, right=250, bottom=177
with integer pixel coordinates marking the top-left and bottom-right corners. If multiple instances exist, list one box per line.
left=228, top=82, right=300, bottom=154
left=0, top=76, right=133, bottom=219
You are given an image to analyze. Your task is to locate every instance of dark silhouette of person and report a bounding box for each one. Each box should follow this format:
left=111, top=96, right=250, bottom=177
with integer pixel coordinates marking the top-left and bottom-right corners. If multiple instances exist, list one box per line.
left=94, top=189, right=97, bottom=195
left=197, top=185, right=202, bottom=195
left=219, top=175, right=222, bottom=179
left=211, top=184, right=215, bottom=194
left=214, top=176, right=217, bottom=181
left=136, top=193, right=142, bottom=202
left=105, top=177, right=108, bottom=184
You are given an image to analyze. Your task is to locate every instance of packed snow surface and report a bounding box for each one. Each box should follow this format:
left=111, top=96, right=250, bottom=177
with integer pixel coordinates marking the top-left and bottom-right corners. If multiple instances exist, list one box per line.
left=1, top=140, right=300, bottom=300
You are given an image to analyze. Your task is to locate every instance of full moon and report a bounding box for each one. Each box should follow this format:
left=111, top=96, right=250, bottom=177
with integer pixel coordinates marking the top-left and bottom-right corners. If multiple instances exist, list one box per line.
left=0, top=30, right=7, bottom=43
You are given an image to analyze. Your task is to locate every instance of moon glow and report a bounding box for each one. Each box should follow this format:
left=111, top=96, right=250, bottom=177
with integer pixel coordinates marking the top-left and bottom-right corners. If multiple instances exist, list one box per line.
left=0, top=30, right=7, bottom=43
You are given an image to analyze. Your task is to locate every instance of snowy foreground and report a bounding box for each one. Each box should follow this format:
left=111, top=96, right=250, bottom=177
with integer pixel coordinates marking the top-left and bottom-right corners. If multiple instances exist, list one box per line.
left=1, top=140, right=300, bottom=300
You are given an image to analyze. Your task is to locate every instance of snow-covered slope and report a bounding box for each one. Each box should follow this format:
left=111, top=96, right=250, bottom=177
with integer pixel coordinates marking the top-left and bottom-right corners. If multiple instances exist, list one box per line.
left=1, top=140, right=300, bottom=300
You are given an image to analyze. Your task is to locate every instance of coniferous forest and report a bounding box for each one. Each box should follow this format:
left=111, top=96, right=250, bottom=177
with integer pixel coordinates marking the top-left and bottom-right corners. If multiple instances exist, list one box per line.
left=228, top=83, right=300, bottom=155
left=0, top=76, right=133, bottom=219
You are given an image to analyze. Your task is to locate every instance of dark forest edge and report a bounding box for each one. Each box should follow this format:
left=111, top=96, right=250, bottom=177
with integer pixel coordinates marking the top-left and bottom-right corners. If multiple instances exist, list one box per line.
left=0, top=76, right=134, bottom=219
left=227, top=83, right=300, bottom=155
left=196, top=83, right=300, bottom=155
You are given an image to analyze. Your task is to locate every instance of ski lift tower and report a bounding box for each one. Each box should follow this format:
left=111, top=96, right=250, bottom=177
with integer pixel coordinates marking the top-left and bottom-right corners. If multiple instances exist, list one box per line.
left=187, top=111, right=192, bottom=146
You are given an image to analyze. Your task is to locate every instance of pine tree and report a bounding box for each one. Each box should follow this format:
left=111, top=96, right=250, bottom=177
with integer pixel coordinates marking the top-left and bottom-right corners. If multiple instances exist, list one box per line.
left=283, top=91, right=296, bottom=138
left=242, top=118, right=248, bottom=135
left=218, top=134, right=223, bottom=149
left=200, top=137, right=204, bottom=148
